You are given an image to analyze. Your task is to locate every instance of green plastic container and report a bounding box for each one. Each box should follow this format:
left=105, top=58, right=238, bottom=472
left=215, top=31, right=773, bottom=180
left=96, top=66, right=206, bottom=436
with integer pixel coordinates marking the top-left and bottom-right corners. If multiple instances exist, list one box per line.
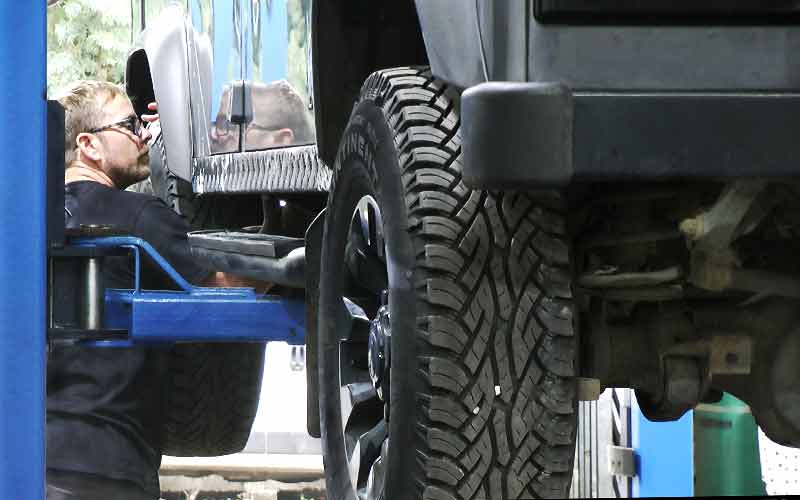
left=694, top=393, right=767, bottom=496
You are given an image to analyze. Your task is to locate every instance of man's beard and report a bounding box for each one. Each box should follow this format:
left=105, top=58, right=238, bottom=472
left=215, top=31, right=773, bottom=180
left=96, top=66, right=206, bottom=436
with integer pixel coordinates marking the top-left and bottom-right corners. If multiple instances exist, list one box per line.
left=110, top=151, right=150, bottom=189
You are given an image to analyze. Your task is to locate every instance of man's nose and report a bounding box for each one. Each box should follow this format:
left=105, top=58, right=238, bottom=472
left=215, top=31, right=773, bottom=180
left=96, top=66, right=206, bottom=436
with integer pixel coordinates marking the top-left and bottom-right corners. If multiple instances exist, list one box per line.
left=141, top=125, right=152, bottom=144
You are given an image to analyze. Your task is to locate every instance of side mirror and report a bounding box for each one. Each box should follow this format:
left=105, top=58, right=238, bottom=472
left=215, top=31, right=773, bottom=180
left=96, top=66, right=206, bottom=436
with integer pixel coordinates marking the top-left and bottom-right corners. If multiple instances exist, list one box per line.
left=228, top=80, right=253, bottom=126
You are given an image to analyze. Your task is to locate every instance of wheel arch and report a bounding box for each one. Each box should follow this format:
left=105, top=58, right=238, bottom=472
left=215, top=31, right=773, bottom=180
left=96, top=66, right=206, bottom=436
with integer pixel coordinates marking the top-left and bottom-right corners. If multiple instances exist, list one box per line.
left=312, top=0, right=428, bottom=166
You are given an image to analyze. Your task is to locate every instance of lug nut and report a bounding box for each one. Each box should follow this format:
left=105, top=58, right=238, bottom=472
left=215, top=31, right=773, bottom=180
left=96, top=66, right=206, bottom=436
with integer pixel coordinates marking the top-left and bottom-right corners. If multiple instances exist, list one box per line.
left=679, top=217, right=703, bottom=240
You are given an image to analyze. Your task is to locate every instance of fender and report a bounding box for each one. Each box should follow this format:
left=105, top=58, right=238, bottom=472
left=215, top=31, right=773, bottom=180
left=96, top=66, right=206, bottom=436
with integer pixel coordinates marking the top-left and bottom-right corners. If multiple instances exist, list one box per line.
left=125, top=7, right=213, bottom=183
left=413, top=0, right=527, bottom=87
left=312, top=0, right=427, bottom=166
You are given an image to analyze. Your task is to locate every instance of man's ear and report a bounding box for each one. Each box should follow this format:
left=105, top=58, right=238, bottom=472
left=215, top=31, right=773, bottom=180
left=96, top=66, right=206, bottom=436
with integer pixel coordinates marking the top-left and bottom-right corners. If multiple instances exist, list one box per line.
left=75, top=132, right=102, bottom=163
left=274, top=128, right=295, bottom=146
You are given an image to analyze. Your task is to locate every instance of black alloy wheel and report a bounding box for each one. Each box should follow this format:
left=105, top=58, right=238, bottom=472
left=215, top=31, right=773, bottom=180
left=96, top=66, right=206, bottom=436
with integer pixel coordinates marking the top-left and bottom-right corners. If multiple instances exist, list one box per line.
left=319, top=164, right=397, bottom=498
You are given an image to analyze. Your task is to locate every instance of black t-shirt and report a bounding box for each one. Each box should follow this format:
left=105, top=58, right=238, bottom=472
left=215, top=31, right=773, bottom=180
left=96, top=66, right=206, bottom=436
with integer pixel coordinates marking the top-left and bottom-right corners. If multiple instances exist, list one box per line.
left=47, top=181, right=210, bottom=494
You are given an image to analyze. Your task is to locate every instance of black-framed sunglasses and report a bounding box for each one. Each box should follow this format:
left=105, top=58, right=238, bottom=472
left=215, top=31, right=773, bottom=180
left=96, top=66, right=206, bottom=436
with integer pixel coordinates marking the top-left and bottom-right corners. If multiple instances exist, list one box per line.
left=88, top=115, right=144, bottom=136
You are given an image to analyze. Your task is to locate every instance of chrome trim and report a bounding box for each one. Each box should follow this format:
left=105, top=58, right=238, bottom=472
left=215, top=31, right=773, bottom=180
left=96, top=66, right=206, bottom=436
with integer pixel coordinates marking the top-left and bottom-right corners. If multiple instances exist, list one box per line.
left=193, top=144, right=331, bottom=194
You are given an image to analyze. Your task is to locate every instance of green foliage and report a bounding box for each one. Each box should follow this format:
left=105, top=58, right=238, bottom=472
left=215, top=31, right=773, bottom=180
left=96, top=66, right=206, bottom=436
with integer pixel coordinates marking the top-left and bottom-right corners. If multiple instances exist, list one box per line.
left=286, top=0, right=311, bottom=105
left=47, top=0, right=133, bottom=96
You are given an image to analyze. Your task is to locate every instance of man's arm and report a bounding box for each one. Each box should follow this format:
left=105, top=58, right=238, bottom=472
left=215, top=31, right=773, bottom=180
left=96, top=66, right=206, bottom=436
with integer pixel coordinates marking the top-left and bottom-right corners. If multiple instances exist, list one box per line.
left=139, top=103, right=274, bottom=292
left=202, top=272, right=273, bottom=293
left=134, top=199, right=273, bottom=292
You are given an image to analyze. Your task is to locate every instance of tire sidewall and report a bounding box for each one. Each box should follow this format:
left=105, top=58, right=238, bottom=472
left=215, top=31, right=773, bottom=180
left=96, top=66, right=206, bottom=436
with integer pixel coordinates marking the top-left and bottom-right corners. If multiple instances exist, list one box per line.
left=319, top=101, right=419, bottom=499
left=143, top=130, right=267, bottom=456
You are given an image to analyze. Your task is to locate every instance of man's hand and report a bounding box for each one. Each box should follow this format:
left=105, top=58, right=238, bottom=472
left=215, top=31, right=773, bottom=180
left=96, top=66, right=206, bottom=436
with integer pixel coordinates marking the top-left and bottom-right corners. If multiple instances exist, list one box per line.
left=142, top=102, right=159, bottom=124
left=202, top=271, right=273, bottom=294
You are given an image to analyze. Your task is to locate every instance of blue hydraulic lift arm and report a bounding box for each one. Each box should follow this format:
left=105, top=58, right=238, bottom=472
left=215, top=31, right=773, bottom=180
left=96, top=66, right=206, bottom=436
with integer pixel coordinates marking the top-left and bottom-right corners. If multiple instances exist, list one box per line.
left=0, top=1, right=47, bottom=497
left=60, top=236, right=305, bottom=347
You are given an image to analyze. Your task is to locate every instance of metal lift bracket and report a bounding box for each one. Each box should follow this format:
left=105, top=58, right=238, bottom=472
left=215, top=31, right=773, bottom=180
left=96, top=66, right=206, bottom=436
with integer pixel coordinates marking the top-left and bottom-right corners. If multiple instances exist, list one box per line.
left=50, top=235, right=304, bottom=347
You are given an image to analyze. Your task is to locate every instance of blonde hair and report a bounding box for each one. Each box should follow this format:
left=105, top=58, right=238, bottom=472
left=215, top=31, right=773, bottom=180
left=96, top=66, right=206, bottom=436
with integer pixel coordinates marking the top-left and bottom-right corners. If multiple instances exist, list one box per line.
left=55, top=80, right=126, bottom=166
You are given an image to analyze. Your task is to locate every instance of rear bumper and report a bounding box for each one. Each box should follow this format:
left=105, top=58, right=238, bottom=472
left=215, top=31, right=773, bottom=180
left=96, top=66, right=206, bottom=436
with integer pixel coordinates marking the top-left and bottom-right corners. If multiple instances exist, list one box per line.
left=461, top=83, right=800, bottom=188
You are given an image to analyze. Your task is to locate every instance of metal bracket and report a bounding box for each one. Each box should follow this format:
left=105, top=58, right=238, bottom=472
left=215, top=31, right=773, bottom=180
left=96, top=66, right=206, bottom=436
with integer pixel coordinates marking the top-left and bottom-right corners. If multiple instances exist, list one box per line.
left=662, top=335, right=752, bottom=376
left=607, top=445, right=636, bottom=477
left=577, top=377, right=602, bottom=401
left=709, top=335, right=752, bottom=375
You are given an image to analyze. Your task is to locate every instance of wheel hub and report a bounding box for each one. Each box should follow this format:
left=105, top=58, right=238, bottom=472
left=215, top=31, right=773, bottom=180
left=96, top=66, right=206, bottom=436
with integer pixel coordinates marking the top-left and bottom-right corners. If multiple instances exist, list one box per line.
left=368, top=290, right=391, bottom=403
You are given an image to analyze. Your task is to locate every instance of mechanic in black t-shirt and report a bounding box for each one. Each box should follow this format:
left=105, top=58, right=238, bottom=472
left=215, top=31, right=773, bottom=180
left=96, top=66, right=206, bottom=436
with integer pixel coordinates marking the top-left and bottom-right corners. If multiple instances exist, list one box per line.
left=49, top=81, right=265, bottom=500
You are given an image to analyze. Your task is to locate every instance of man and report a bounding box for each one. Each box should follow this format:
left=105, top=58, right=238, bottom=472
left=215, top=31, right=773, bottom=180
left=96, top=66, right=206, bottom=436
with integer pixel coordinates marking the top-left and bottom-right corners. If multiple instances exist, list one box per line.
left=210, top=79, right=315, bottom=153
left=49, top=80, right=257, bottom=499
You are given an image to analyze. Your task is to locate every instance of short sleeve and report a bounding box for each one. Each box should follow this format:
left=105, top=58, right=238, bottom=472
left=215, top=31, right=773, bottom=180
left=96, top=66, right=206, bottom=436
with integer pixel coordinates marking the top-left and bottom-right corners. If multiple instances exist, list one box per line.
left=133, top=199, right=212, bottom=287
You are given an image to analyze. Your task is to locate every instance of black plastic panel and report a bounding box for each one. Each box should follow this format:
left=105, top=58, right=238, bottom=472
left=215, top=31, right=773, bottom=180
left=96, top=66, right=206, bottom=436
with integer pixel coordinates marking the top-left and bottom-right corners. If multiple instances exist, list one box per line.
left=124, top=49, right=155, bottom=123
left=461, top=82, right=800, bottom=188
left=303, top=210, right=325, bottom=438
left=188, top=230, right=303, bottom=258
left=47, top=101, right=65, bottom=249
left=462, top=82, right=573, bottom=188
left=188, top=230, right=306, bottom=288
left=535, top=0, right=800, bottom=23
left=573, top=92, right=800, bottom=181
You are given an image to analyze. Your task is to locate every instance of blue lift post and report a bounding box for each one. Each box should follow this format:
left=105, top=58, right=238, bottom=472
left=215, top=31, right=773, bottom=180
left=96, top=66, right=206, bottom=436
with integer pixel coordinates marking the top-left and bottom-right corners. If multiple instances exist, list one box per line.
left=0, top=0, right=47, bottom=497
left=632, top=396, right=694, bottom=497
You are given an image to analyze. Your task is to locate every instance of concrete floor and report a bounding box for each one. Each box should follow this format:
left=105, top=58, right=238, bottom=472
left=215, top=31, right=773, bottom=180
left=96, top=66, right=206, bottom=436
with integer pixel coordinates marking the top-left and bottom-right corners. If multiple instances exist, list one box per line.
left=159, top=476, right=325, bottom=500
left=161, top=475, right=325, bottom=500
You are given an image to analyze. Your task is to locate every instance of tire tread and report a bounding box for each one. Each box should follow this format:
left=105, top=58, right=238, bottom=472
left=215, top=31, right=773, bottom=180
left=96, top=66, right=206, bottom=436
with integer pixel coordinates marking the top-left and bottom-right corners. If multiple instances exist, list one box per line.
left=363, top=68, right=577, bottom=499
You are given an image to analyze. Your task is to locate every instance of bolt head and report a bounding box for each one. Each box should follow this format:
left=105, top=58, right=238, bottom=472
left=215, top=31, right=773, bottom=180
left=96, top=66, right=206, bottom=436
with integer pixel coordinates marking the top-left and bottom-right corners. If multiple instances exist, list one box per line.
left=679, top=218, right=703, bottom=240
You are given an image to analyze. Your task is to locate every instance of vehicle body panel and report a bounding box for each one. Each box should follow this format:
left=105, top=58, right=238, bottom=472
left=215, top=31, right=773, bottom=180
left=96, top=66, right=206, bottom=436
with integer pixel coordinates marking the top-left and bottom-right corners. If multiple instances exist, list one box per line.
left=416, top=0, right=800, bottom=91
left=414, top=0, right=527, bottom=88
left=529, top=24, right=800, bottom=91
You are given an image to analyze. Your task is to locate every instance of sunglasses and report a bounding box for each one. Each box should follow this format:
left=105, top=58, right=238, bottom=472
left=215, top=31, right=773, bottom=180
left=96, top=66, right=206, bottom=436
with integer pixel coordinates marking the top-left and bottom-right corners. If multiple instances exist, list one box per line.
left=213, top=119, right=281, bottom=138
left=88, top=115, right=144, bottom=137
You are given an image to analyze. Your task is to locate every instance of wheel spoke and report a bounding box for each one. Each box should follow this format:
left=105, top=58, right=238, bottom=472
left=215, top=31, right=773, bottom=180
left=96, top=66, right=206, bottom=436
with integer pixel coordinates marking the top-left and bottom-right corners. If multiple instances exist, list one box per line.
left=348, top=439, right=363, bottom=495
left=337, top=297, right=371, bottom=343
left=340, top=382, right=379, bottom=438
left=347, top=196, right=388, bottom=294
left=338, top=298, right=372, bottom=395
left=351, top=421, right=388, bottom=499
left=365, top=437, right=389, bottom=500
left=356, top=196, right=385, bottom=260
left=346, top=247, right=389, bottom=294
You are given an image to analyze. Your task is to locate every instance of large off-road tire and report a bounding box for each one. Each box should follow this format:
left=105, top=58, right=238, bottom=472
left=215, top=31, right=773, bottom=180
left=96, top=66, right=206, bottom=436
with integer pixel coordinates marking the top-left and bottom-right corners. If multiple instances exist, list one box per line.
left=318, top=67, right=578, bottom=500
left=161, top=342, right=266, bottom=456
left=132, top=131, right=266, bottom=456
